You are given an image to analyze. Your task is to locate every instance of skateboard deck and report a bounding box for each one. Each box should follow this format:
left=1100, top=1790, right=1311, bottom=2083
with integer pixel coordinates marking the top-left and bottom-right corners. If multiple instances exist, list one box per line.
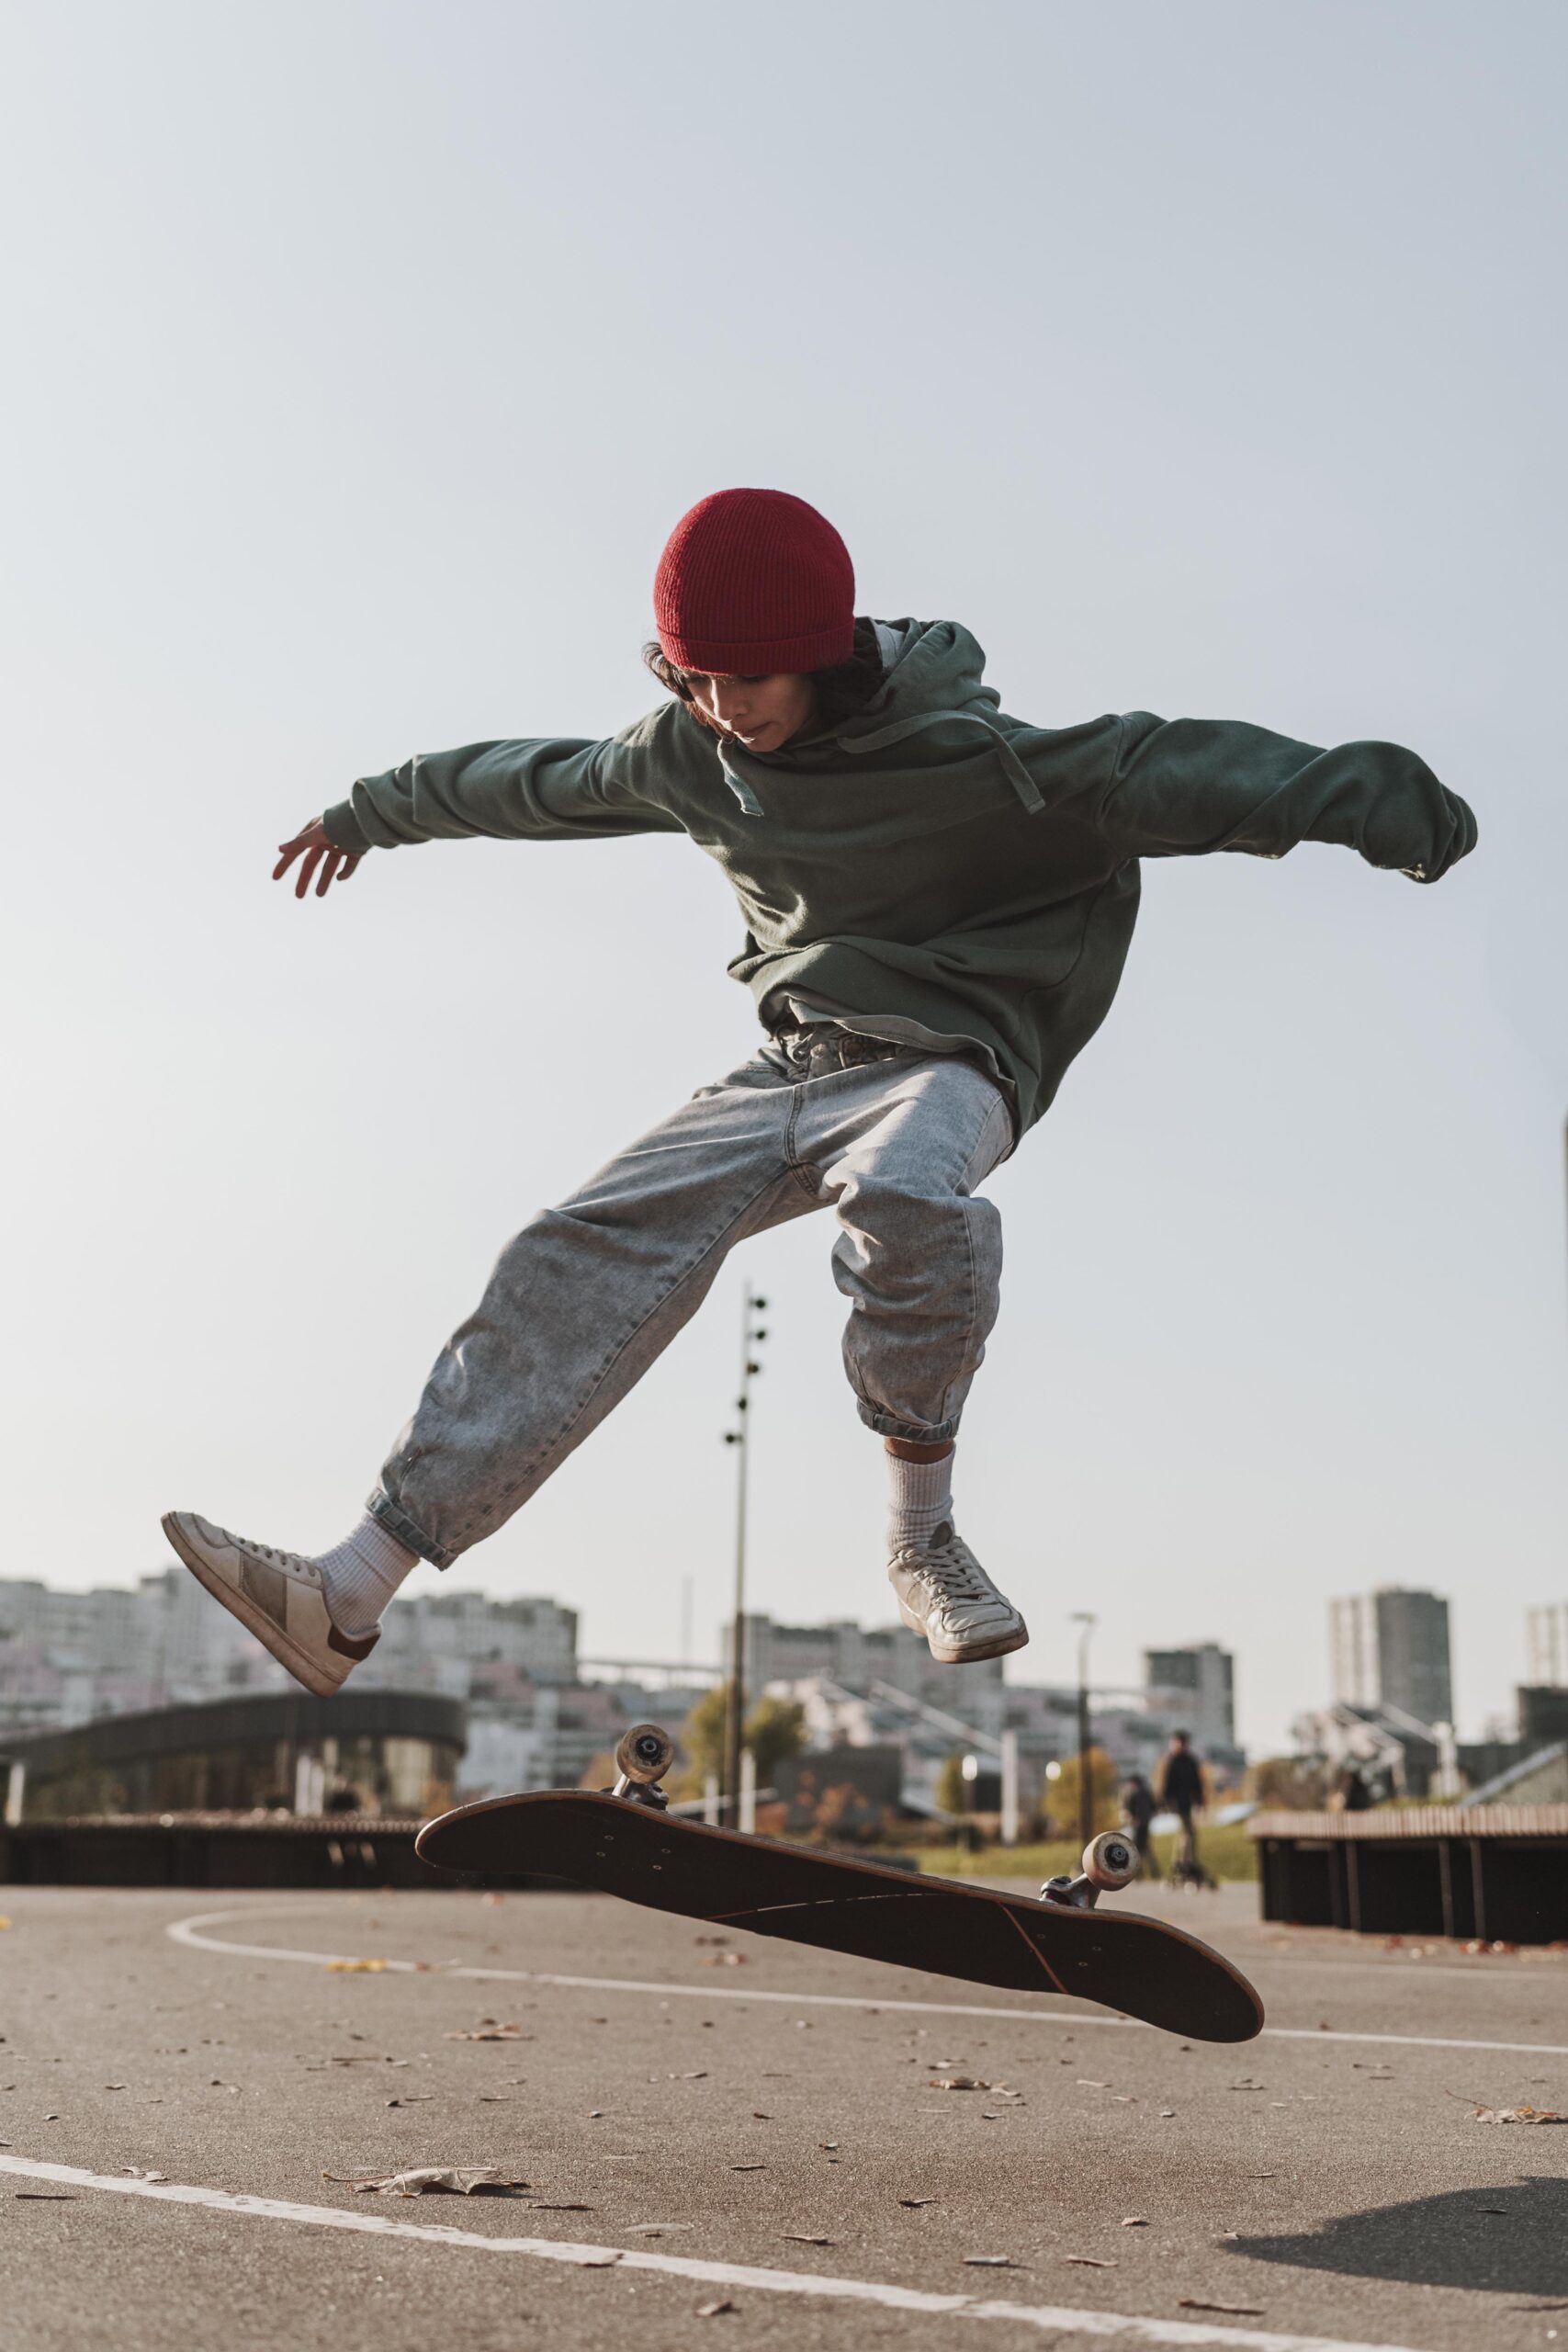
left=416, top=1790, right=1263, bottom=2043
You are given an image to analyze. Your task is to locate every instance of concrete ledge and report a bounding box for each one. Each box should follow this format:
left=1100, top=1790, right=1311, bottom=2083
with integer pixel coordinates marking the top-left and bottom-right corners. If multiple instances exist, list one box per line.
left=0, top=1812, right=434, bottom=1889
left=1248, top=1808, right=1568, bottom=1942
left=1248, top=1804, right=1568, bottom=1839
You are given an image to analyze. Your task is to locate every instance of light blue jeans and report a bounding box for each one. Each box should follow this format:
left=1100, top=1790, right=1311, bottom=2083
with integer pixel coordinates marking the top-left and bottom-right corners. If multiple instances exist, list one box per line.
left=369, top=1035, right=1013, bottom=1568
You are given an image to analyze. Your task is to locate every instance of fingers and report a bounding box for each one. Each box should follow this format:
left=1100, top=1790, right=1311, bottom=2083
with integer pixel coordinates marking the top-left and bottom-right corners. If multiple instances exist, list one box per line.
left=313, top=847, right=362, bottom=894
left=274, top=820, right=360, bottom=898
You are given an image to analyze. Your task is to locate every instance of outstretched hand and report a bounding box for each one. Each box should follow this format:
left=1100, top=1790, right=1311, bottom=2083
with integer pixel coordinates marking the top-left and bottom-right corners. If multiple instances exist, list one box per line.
left=274, top=817, right=361, bottom=899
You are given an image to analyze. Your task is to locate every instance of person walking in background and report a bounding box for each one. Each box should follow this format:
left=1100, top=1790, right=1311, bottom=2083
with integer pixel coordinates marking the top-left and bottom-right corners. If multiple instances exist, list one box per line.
left=1121, top=1771, right=1159, bottom=1880
left=158, top=486, right=1476, bottom=1705
left=1156, top=1730, right=1208, bottom=1884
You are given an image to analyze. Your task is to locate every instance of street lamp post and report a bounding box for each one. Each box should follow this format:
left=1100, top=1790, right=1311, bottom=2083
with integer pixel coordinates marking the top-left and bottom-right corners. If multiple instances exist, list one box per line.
left=721, top=1285, right=768, bottom=1826
left=961, top=1751, right=980, bottom=1858
left=1072, top=1611, right=1097, bottom=1851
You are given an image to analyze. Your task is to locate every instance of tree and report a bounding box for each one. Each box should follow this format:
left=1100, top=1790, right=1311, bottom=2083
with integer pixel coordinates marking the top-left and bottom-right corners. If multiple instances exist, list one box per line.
left=1041, top=1745, right=1120, bottom=1838
left=744, top=1696, right=807, bottom=1783
left=674, top=1686, right=806, bottom=1791
left=680, top=1684, right=730, bottom=1785
left=1245, top=1754, right=1332, bottom=1811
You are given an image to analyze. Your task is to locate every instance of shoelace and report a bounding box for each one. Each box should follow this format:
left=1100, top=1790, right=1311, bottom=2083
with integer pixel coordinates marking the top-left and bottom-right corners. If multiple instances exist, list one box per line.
left=907, top=1535, right=990, bottom=1605
left=222, top=1527, right=302, bottom=1572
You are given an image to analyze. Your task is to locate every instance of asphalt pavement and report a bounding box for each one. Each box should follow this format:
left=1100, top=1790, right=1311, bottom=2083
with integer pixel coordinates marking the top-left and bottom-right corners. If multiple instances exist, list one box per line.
left=2, top=1876, right=1565, bottom=2352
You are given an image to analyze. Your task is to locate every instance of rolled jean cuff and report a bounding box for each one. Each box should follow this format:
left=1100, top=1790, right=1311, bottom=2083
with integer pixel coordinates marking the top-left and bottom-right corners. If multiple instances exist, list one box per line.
left=855, top=1403, right=962, bottom=1444
left=367, top=1486, right=455, bottom=1571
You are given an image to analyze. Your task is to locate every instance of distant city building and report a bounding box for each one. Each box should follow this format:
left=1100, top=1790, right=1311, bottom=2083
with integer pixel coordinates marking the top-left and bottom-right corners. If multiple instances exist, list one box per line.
left=728, top=1612, right=1003, bottom=1709
left=1527, top=1604, right=1568, bottom=1688
left=1142, top=1644, right=1235, bottom=1752
left=0, top=1569, right=277, bottom=1735
left=1329, top=1589, right=1452, bottom=1728
left=1519, top=1686, right=1568, bottom=1748
left=371, top=1590, right=579, bottom=1687
left=1292, top=1699, right=1444, bottom=1800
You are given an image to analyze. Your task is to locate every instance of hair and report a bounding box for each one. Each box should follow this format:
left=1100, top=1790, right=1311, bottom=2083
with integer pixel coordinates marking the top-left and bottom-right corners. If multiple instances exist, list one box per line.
left=642, top=616, right=885, bottom=738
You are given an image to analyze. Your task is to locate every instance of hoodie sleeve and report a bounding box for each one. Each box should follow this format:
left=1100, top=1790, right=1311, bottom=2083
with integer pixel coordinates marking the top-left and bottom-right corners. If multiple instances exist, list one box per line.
left=1099, top=714, right=1477, bottom=882
left=321, top=709, right=691, bottom=854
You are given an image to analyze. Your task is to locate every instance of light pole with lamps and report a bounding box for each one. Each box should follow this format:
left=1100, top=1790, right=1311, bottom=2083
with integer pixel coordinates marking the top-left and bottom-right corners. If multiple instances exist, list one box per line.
left=721, top=1285, right=768, bottom=1825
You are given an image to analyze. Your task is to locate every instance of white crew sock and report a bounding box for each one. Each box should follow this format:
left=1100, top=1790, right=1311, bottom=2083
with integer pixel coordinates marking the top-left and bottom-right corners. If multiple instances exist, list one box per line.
left=886, top=1448, right=955, bottom=1556
left=315, top=1513, right=419, bottom=1639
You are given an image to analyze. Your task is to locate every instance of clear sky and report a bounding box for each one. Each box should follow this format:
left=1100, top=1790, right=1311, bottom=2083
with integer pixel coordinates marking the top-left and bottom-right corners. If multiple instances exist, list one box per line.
left=3, top=1, right=1563, bottom=1753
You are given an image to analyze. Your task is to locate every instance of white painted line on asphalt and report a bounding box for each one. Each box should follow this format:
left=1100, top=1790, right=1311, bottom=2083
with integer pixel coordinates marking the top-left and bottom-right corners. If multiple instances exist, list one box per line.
left=0, top=2153, right=1427, bottom=2352
left=166, top=1908, right=1568, bottom=2058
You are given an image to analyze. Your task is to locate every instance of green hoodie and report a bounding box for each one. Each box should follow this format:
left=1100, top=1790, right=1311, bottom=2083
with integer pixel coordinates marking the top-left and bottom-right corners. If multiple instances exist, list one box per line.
left=323, top=618, right=1476, bottom=1135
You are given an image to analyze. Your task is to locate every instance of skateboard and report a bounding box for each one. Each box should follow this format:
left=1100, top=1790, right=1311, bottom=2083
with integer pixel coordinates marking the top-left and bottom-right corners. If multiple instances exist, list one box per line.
left=416, top=1725, right=1263, bottom=2043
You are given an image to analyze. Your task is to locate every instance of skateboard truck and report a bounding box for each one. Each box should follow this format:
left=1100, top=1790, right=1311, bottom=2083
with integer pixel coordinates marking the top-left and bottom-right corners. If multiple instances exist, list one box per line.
left=607, top=1722, right=676, bottom=1811
left=1041, top=1831, right=1140, bottom=1912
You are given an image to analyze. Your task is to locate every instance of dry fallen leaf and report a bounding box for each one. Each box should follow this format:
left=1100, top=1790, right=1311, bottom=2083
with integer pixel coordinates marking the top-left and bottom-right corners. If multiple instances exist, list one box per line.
left=1121, top=2216, right=1149, bottom=2227
left=964, top=2255, right=1015, bottom=2268
left=928, top=2076, right=987, bottom=2092
left=728, top=2163, right=766, bottom=2172
left=1179, top=2301, right=1265, bottom=2317
left=700, top=1953, right=748, bottom=1967
left=1472, top=2105, right=1565, bottom=2125
left=533, top=2202, right=596, bottom=2212
left=1064, top=2256, right=1116, bottom=2268
left=696, top=2300, right=736, bottom=2317
left=898, top=2197, right=936, bottom=2208
left=325, top=1960, right=388, bottom=1974
left=445, top=2026, right=528, bottom=2041
left=783, top=2233, right=833, bottom=2245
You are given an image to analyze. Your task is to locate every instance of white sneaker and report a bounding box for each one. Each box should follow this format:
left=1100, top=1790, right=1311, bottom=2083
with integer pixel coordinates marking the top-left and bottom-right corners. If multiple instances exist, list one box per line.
left=161, top=1511, right=379, bottom=1698
left=888, top=1521, right=1029, bottom=1665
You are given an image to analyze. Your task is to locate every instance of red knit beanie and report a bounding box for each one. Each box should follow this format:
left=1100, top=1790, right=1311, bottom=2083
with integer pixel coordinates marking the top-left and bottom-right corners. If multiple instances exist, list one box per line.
left=654, top=488, right=855, bottom=675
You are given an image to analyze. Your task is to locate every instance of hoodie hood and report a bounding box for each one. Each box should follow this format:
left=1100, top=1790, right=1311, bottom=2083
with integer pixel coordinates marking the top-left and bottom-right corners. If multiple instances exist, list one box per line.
left=716, top=619, right=1044, bottom=817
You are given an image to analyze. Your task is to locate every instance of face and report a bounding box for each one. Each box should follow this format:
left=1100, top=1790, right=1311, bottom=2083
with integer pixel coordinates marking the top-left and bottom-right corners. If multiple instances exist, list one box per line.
left=684, top=669, right=818, bottom=752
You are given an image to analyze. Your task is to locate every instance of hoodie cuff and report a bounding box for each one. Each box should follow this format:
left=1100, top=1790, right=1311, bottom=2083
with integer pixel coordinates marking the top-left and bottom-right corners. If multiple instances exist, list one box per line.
left=322, top=798, right=372, bottom=854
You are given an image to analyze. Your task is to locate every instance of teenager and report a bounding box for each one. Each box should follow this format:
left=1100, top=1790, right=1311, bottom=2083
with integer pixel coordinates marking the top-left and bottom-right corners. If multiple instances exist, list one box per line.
left=164, top=488, right=1476, bottom=1698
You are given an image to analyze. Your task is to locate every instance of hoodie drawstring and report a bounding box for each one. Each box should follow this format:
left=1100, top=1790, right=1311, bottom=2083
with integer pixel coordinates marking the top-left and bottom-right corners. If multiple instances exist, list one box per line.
left=835, top=710, right=1045, bottom=814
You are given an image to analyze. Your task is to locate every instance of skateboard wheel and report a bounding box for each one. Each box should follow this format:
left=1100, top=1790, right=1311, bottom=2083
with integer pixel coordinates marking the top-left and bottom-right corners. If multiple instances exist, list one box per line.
left=615, top=1723, right=675, bottom=1784
left=1082, top=1831, right=1139, bottom=1891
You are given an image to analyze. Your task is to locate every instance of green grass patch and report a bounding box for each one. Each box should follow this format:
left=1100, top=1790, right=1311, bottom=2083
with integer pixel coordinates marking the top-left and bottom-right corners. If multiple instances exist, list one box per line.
left=894, top=1817, right=1259, bottom=1885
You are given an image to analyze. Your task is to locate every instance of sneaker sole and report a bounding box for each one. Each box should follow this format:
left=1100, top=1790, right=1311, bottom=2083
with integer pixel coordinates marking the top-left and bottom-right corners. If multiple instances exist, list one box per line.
left=161, top=1512, right=346, bottom=1701
left=897, top=1599, right=1031, bottom=1666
